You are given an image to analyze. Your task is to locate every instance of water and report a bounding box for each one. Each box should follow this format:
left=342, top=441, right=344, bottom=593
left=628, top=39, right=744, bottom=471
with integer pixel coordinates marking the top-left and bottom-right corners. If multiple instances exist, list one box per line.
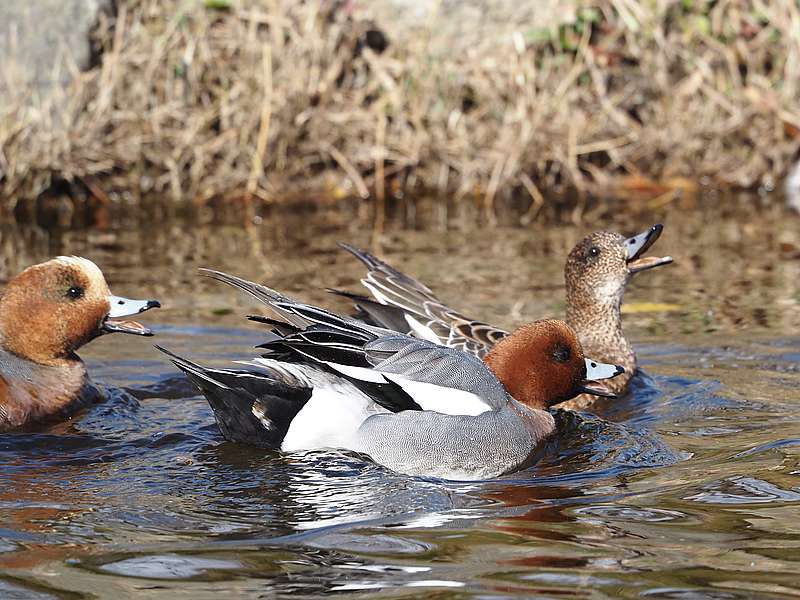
left=1, top=199, right=800, bottom=598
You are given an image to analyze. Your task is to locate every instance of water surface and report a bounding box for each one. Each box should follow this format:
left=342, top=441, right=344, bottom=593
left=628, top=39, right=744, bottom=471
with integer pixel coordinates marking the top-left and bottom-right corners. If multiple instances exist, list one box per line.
left=1, top=199, right=800, bottom=598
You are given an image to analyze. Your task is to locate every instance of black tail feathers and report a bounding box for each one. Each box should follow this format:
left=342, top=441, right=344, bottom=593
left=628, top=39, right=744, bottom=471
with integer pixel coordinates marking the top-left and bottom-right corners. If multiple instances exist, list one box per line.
left=155, top=345, right=311, bottom=448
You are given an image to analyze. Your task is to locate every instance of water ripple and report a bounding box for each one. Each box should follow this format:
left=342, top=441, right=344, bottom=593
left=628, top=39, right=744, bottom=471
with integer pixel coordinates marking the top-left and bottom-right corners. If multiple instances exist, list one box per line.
left=686, top=476, right=800, bottom=505
left=574, top=505, right=687, bottom=523
left=93, top=554, right=241, bottom=579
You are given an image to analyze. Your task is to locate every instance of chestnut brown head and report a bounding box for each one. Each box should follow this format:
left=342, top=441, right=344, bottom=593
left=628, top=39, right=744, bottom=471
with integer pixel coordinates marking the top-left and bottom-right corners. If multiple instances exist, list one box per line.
left=483, top=319, right=623, bottom=410
left=0, top=257, right=160, bottom=366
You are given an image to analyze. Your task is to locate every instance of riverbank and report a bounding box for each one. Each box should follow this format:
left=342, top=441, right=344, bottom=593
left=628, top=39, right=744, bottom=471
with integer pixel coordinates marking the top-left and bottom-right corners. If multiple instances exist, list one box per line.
left=2, top=0, right=799, bottom=217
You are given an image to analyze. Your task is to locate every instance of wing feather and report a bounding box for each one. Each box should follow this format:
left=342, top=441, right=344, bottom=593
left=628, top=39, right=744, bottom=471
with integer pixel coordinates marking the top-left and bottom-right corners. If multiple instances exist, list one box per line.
left=338, top=244, right=509, bottom=357
left=202, top=267, right=508, bottom=416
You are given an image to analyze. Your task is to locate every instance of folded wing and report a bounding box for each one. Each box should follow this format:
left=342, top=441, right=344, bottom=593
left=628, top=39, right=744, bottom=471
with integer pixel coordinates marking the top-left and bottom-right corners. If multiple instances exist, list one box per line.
left=199, top=270, right=510, bottom=418
left=334, top=243, right=508, bottom=357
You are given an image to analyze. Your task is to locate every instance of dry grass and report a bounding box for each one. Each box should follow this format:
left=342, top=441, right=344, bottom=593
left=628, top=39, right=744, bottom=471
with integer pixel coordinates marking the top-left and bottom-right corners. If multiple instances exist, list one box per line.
left=1, top=0, right=799, bottom=216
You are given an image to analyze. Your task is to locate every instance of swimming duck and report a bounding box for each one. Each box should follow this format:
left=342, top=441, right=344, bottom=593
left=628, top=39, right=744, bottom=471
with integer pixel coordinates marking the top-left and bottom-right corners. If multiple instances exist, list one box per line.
left=159, top=270, right=623, bottom=480
left=0, top=257, right=160, bottom=430
left=334, top=224, right=672, bottom=410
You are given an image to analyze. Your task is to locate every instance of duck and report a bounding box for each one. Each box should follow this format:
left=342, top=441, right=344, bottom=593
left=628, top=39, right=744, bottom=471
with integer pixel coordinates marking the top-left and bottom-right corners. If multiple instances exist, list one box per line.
left=333, top=224, right=672, bottom=410
left=158, top=269, right=623, bottom=480
left=0, top=256, right=160, bottom=430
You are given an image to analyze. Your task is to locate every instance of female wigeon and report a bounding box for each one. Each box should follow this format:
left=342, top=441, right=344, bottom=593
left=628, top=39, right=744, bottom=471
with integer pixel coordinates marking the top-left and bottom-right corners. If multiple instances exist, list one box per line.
left=335, top=224, right=672, bottom=410
left=159, top=270, right=623, bottom=480
left=0, top=256, right=160, bottom=430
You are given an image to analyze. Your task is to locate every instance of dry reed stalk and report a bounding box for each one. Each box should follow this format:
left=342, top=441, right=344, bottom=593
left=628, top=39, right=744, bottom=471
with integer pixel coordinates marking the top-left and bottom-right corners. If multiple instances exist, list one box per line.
left=372, top=112, right=387, bottom=244
left=245, top=42, right=273, bottom=203
left=0, top=0, right=798, bottom=216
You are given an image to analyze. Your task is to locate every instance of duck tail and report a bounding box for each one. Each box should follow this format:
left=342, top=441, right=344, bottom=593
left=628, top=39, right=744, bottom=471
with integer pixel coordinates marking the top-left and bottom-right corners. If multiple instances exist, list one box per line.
left=155, top=345, right=311, bottom=448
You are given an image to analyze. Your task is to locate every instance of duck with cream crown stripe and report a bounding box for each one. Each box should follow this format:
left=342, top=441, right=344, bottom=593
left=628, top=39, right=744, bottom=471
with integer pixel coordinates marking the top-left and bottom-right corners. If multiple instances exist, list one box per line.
left=0, top=257, right=160, bottom=430
left=158, top=270, right=623, bottom=481
left=333, top=224, right=672, bottom=410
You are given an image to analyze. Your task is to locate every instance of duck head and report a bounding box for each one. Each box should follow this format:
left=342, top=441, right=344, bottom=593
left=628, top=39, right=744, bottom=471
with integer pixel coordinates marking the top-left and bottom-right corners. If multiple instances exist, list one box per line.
left=0, top=257, right=160, bottom=366
left=565, top=224, right=672, bottom=308
left=482, top=319, right=623, bottom=410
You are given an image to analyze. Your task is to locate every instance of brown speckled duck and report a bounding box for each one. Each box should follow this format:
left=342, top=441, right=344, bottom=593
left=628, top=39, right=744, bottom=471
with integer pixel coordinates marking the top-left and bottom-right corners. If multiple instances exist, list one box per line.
left=0, top=257, right=160, bottom=430
left=334, top=224, right=673, bottom=411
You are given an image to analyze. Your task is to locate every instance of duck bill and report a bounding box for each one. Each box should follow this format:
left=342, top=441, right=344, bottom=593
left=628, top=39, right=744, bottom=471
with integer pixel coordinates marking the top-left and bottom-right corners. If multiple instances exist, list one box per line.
left=102, top=295, right=161, bottom=337
left=625, top=224, right=673, bottom=274
left=577, top=381, right=617, bottom=398
left=579, top=358, right=624, bottom=398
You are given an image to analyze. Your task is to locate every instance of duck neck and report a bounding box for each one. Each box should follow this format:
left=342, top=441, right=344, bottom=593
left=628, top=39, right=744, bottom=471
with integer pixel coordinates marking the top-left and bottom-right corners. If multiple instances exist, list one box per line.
left=565, top=292, right=632, bottom=368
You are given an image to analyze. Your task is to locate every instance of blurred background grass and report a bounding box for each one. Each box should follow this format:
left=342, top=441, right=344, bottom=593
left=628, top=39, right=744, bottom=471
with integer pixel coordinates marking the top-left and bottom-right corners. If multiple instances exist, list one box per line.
left=1, top=0, right=799, bottom=220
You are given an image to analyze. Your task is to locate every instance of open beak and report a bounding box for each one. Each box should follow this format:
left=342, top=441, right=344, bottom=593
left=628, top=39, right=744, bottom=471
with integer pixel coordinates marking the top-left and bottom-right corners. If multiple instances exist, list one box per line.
left=625, top=224, right=673, bottom=274
left=101, top=295, right=161, bottom=337
left=578, top=358, right=625, bottom=398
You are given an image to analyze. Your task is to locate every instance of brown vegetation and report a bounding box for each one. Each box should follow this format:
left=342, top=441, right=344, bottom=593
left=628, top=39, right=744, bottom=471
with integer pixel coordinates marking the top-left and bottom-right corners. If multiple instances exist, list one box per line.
left=1, top=0, right=799, bottom=216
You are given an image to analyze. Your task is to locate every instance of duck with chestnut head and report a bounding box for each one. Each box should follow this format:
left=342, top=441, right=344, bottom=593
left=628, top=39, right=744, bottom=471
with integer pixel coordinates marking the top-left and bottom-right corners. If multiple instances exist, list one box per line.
left=334, top=224, right=672, bottom=410
left=0, top=257, right=160, bottom=430
left=158, top=270, right=622, bottom=480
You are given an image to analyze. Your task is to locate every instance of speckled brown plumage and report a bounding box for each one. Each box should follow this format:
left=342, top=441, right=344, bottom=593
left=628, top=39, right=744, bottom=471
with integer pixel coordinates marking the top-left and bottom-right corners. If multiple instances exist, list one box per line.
left=560, top=232, right=640, bottom=410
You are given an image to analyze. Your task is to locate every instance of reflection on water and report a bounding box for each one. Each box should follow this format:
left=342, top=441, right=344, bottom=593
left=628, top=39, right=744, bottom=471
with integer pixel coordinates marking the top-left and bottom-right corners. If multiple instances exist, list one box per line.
left=2, top=197, right=799, bottom=335
left=0, top=199, right=799, bottom=597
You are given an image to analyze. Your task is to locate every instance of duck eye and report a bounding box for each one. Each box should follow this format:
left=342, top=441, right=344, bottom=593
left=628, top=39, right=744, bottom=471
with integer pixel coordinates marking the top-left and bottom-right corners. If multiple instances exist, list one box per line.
left=66, top=286, right=84, bottom=300
left=552, top=345, right=571, bottom=363
left=588, top=246, right=601, bottom=258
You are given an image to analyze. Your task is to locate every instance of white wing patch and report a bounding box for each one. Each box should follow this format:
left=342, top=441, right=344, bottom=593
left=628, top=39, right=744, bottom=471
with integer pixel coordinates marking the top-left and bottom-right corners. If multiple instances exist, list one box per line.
left=324, top=362, right=385, bottom=383
left=324, top=362, right=491, bottom=417
left=382, top=375, right=491, bottom=416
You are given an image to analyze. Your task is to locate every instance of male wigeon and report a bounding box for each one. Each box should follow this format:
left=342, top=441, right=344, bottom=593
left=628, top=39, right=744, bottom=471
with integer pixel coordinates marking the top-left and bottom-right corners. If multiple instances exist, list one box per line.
left=158, top=270, right=623, bottom=480
left=0, top=256, right=160, bottom=430
left=334, top=224, right=672, bottom=410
